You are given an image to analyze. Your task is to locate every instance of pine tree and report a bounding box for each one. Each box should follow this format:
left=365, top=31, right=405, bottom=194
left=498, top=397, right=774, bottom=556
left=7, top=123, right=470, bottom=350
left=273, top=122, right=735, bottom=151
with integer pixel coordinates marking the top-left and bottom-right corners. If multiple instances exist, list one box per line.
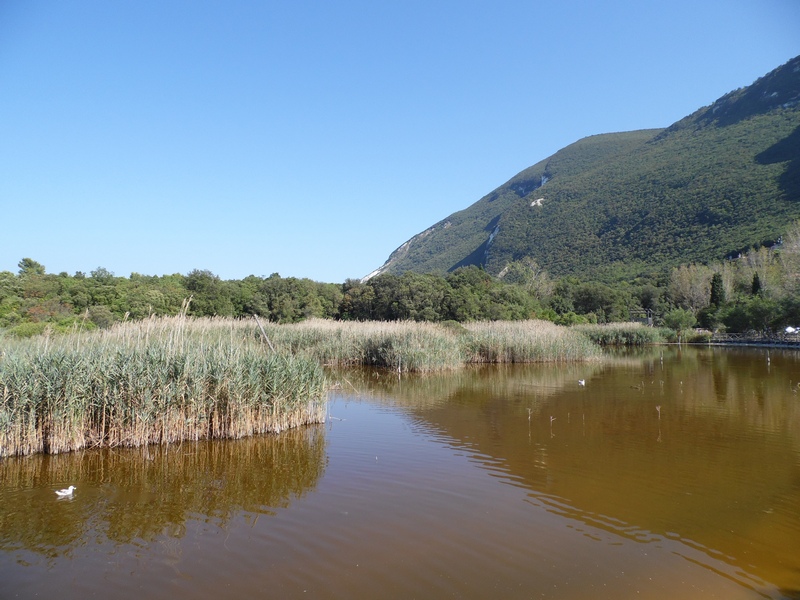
left=751, top=272, right=762, bottom=296
left=710, top=273, right=726, bottom=306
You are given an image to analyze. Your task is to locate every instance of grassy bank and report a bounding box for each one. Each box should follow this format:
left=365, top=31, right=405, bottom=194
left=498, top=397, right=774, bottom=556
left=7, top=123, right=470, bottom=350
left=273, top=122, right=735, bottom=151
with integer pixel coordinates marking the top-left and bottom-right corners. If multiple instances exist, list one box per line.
left=0, top=316, right=327, bottom=457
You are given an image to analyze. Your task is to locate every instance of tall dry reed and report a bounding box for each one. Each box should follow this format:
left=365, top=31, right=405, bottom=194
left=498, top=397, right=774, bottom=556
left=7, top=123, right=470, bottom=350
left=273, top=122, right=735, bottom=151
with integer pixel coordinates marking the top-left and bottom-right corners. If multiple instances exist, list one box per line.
left=259, top=318, right=601, bottom=368
left=0, top=315, right=327, bottom=457
left=463, top=320, right=603, bottom=363
left=267, top=319, right=466, bottom=371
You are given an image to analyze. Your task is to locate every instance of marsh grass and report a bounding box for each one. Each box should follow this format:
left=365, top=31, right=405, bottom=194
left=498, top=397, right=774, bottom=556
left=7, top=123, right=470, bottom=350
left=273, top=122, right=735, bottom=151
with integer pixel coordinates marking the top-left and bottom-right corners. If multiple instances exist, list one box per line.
left=1, top=316, right=604, bottom=457
left=266, top=319, right=466, bottom=371
left=260, top=318, right=601, bottom=370
left=290, top=318, right=600, bottom=367
left=572, top=322, right=669, bottom=346
left=0, top=316, right=327, bottom=457
left=463, top=320, right=603, bottom=363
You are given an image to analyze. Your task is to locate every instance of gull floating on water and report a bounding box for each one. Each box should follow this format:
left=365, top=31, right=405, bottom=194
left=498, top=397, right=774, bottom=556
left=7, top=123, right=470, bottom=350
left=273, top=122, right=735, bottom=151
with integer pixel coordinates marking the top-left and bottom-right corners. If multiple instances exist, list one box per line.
left=55, top=486, right=76, bottom=497
left=578, top=379, right=586, bottom=386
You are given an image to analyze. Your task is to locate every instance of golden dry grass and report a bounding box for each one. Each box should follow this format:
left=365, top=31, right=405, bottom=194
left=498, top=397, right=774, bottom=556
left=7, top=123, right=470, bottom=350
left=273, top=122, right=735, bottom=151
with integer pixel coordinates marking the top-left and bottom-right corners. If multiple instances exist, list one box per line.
left=0, top=315, right=326, bottom=457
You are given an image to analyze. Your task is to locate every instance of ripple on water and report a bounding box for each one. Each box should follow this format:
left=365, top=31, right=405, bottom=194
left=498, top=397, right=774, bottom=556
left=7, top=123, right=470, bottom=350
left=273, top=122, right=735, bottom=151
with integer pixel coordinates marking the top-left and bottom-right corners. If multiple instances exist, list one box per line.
left=2, top=351, right=800, bottom=599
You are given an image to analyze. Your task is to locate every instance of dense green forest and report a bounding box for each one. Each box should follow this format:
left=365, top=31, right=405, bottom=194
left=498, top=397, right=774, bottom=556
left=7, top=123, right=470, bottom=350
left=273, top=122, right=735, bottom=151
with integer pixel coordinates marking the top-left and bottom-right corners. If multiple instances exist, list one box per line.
left=371, top=56, right=800, bottom=283
left=3, top=220, right=799, bottom=337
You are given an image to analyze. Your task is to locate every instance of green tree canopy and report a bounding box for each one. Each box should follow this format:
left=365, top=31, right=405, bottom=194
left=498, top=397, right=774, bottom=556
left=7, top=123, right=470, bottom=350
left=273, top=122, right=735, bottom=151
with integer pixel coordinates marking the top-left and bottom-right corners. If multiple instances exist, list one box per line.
left=18, top=258, right=45, bottom=276
left=710, top=272, right=726, bottom=306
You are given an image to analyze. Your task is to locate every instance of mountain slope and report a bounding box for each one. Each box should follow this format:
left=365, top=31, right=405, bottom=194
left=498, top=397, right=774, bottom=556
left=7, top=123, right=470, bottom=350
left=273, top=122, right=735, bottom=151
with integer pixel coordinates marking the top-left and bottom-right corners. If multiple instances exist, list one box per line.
left=368, top=56, right=800, bottom=283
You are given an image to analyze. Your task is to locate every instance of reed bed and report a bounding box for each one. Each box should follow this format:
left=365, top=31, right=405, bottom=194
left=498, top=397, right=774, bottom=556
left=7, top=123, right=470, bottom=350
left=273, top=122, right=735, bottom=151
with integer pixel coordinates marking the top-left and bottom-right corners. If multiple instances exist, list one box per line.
left=262, top=318, right=601, bottom=368
left=572, top=322, right=669, bottom=346
left=462, top=320, right=603, bottom=363
left=0, top=316, right=327, bottom=457
left=266, top=319, right=466, bottom=371
left=1, top=316, right=605, bottom=457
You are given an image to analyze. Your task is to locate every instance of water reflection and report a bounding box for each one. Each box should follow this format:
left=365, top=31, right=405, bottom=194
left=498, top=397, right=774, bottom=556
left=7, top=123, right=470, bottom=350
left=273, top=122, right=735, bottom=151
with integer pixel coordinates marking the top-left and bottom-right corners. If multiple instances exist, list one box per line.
left=332, top=346, right=800, bottom=594
left=0, top=426, right=326, bottom=560
left=3, top=347, right=800, bottom=599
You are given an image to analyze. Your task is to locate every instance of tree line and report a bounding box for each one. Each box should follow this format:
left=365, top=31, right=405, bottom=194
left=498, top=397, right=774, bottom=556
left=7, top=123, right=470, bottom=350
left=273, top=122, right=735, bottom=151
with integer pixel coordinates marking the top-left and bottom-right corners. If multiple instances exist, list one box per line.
left=3, top=221, right=799, bottom=337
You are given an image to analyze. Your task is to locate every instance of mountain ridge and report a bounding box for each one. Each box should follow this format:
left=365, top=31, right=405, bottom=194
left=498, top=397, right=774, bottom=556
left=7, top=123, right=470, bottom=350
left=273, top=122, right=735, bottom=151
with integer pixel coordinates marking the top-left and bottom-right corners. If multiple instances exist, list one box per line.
left=368, top=56, right=800, bottom=283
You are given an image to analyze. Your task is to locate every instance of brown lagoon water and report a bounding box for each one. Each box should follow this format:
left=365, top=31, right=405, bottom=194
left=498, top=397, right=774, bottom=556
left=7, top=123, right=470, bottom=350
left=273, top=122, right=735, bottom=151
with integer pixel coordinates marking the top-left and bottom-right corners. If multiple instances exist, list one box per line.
left=1, top=346, right=799, bottom=599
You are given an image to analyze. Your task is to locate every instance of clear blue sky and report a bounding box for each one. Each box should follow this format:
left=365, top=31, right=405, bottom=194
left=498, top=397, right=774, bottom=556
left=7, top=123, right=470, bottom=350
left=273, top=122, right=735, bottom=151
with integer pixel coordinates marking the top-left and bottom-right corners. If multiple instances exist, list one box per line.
left=1, top=1, right=798, bottom=283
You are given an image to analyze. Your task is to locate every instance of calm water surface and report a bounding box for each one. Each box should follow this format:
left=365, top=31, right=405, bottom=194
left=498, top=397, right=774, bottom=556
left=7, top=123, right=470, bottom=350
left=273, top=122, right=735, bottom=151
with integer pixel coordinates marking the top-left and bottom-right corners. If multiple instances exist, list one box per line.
left=1, top=346, right=799, bottom=599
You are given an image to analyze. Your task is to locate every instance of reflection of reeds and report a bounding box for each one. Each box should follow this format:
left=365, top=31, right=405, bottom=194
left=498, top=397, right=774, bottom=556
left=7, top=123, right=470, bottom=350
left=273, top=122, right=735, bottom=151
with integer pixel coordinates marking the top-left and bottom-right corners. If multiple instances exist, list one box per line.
left=0, top=426, right=326, bottom=554
left=0, top=317, right=327, bottom=457
left=329, top=362, right=604, bottom=411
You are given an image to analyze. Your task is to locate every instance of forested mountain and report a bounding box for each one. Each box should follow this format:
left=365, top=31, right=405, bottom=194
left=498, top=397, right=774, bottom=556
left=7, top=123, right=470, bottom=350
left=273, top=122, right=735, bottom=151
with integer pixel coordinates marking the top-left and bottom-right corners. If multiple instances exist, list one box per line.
left=369, top=56, right=800, bottom=283
left=4, top=59, right=800, bottom=336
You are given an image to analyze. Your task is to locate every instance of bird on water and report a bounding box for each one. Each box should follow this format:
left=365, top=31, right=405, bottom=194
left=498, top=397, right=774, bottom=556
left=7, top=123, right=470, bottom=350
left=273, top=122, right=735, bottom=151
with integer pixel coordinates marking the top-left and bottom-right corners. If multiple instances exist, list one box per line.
left=578, top=379, right=586, bottom=386
left=55, top=486, right=76, bottom=497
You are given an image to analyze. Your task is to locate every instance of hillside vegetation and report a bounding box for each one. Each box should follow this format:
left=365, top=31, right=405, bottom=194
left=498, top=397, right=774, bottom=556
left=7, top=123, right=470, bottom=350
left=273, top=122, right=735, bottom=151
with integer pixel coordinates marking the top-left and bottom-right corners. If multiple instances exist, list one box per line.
left=371, top=56, right=800, bottom=283
left=3, top=59, right=800, bottom=339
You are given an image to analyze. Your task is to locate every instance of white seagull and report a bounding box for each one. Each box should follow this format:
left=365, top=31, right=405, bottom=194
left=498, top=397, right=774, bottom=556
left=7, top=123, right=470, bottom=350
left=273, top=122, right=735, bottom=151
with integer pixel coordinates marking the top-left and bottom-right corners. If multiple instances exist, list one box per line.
left=55, top=485, right=76, bottom=497
left=578, top=379, right=586, bottom=386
